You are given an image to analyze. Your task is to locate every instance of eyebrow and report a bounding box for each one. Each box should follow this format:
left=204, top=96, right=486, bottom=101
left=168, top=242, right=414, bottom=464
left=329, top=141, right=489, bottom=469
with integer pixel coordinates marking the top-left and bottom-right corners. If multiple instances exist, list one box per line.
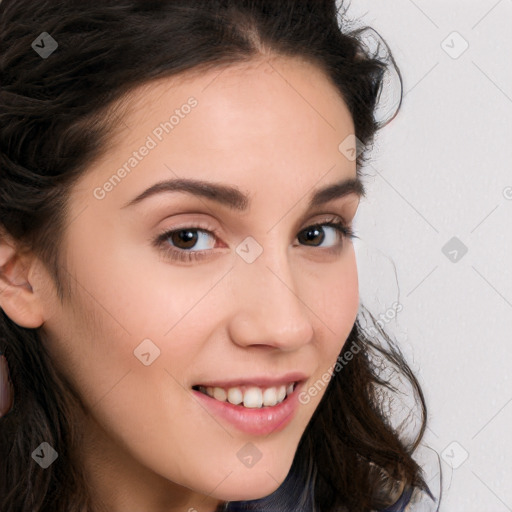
left=121, top=176, right=365, bottom=211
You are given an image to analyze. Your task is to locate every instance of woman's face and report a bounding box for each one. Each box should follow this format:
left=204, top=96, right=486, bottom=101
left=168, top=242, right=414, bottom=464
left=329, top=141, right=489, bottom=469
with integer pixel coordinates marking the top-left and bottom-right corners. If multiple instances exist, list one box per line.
left=35, top=55, right=362, bottom=510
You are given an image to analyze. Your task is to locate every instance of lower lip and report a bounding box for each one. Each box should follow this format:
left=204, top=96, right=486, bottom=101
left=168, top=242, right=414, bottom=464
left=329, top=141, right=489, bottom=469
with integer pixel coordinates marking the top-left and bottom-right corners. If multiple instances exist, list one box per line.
left=191, top=381, right=304, bottom=436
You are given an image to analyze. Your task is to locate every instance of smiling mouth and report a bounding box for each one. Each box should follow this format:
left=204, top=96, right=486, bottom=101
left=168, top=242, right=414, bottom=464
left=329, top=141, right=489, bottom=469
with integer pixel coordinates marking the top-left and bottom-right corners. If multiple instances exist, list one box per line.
left=191, top=381, right=299, bottom=409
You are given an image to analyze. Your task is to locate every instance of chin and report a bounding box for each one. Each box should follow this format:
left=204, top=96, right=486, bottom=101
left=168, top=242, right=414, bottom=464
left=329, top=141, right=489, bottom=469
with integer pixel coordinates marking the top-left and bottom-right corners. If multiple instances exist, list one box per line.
left=212, top=464, right=289, bottom=502
left=217, top=483, right=280, bottom=502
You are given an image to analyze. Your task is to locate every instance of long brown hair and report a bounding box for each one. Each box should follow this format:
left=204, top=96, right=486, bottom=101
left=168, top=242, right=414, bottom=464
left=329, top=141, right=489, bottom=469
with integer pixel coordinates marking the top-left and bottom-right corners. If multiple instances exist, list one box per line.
left=0, top=1, right=439, bottom=510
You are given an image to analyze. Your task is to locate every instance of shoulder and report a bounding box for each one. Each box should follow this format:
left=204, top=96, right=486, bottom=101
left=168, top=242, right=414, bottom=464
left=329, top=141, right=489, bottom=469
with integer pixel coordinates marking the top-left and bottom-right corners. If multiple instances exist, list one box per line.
left=379, top=484, right=440, bottom=512
left=379, top=485, right=415, bottom=512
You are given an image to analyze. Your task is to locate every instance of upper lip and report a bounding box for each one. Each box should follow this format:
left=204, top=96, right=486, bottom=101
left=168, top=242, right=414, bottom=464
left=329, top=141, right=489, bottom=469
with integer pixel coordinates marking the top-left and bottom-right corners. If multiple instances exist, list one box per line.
left=192, top=371, right=308, bottom=389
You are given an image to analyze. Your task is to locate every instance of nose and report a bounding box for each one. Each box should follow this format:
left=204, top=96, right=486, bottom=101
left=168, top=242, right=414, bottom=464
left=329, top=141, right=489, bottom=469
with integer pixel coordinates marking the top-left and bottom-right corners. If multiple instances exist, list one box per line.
left=227, top=250, right=315, bottom=352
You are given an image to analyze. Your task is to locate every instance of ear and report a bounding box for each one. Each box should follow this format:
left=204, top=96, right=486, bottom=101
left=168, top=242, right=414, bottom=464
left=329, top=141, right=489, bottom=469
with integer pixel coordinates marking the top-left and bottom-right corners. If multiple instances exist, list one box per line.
left=0, top=236, right=44, bottom=329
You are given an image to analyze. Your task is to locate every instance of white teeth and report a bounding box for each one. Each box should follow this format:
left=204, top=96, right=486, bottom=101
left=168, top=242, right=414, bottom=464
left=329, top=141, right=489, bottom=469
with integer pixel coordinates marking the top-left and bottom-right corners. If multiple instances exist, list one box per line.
left=198, top=382, right=297, bottom=408
left=262, top=387, right=277, bottom=407
left=243, top=387, right=263, bottom=408
left=212, top=387, right=227, bottom=402
left=277, top=384, right=286, bottom=402
left=227, top=387, right=243, bottom=405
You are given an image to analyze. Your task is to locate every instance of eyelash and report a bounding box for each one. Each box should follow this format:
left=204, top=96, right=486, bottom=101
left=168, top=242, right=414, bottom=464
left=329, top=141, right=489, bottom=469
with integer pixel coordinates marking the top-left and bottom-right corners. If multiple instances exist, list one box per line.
left=153, top=216, right=357, bottom=263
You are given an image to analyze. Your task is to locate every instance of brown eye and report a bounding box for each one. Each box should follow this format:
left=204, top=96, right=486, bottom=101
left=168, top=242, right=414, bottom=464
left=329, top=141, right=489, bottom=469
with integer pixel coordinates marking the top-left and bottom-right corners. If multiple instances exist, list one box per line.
left=154, top=225, right=219, bottom=263
left=297, top=221, right=352, bottom=248
left=298, top=225, right=325, bottom=246
left=160, top=227, right=216, bottom=252
left=154, top=218, right=355, bottom=264
left=170, top=229, right=199, bottom=249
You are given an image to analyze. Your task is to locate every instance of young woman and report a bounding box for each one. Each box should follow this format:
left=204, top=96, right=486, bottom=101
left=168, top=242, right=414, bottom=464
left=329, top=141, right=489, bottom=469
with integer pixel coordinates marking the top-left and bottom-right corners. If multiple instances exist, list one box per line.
left=0, top=1, right=439, bottom=510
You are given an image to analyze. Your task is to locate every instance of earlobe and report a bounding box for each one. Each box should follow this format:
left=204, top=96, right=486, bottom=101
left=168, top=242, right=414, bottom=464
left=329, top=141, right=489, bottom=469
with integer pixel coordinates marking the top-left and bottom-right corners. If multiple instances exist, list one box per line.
left=0, top=240, right=44, bottom=329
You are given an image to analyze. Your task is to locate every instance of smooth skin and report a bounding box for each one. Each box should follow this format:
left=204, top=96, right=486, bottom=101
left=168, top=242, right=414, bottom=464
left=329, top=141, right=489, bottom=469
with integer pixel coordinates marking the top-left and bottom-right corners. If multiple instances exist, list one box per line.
left=0, top=55, right=362, bottom=511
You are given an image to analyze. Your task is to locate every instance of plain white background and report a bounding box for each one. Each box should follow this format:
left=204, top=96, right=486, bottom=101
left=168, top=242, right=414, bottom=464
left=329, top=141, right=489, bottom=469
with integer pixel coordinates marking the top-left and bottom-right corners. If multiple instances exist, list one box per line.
left=342, top=1, right=512, bottom=510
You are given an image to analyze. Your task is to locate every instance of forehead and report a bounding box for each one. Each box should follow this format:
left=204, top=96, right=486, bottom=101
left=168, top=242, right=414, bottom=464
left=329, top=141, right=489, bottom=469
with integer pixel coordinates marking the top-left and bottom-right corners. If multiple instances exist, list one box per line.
left=113, top=54, right=354, bottom=151
left=75, top=55, right=358, bottom=214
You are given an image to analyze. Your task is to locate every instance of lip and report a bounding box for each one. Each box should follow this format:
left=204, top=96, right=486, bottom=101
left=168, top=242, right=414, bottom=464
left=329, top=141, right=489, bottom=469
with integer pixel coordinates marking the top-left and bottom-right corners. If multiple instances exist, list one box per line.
left=191, top=379, right=306, bottom=436
left=192, top=371, right=308, bottom=389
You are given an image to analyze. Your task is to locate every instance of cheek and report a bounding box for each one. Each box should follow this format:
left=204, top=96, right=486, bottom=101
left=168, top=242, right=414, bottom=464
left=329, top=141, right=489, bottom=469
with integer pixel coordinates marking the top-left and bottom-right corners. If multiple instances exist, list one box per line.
left=295, top=248, right=358, bottom=409
left=310, top=245, right=359, bottom=335
left=49, top=237, right=228, bottom=415
left=309, top=245, right=359, bottom=366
